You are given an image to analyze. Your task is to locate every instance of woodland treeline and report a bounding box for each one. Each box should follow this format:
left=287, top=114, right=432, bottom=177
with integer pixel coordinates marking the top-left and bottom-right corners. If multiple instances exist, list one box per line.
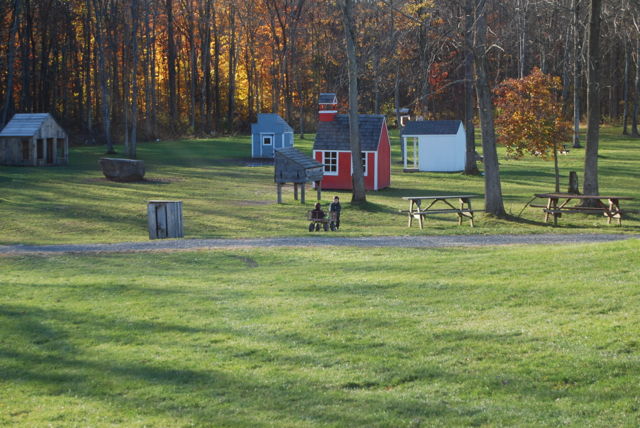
left=1, top=0, right=639, bottom=148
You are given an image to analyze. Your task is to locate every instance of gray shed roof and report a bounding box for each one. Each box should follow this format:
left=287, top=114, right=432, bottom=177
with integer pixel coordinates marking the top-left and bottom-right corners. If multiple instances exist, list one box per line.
left=319, top=93, right=337, bottom=105
left=400, top=120, right=462, bottom=138
left=274, top=114, right=294, bottom=133
left=314, top=115, right=386, bottom=151
left=275, top=147, right=323, bottom=169
left=0, top=113, right=55, bottom=137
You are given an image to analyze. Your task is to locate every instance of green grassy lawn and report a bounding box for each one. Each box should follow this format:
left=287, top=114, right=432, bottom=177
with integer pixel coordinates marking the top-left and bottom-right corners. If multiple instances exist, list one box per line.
left=2, top=241, right=640, bottom=427
left=1, top=127, right=638, bottom=245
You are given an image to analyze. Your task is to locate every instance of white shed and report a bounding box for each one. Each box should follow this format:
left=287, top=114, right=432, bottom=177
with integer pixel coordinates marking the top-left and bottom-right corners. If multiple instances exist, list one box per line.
left=400, top=120, right=466, bottom=172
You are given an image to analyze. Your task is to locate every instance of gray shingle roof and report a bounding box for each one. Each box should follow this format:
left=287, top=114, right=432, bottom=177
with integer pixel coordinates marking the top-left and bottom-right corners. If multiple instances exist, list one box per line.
left=275, top=147, right=323, bottom=169
left=399, top=120, right=462, bottom=138
left=313, top=115, right=386, bottom=151
left=274, top=114, right=294, bottom=133
left=319, top=93, right=337, bottom=105
left=0, top=113, right=52, bottom=137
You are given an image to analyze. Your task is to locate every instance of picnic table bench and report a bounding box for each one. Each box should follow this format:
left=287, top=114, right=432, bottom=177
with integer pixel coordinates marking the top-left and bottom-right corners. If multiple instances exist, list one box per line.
left=400, top=195, right=480, bottom=229
left=533, top=193, right=637, bottom=226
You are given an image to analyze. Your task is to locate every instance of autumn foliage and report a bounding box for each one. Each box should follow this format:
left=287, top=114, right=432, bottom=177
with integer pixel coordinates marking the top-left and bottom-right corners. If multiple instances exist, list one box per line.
left=493, top=68, right=572, bottom=160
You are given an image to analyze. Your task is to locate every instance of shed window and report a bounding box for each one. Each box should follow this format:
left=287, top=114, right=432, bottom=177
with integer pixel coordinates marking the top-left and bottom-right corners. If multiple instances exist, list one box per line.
left=262, top=135, right=273, bottom=145
left=37, top=139, right=44, bottom=160
left=57, top=139, right=65, bottom=159
left=351, top=152, right=368, bottom=176
left=323, top=151, right=338, bottom=175
left=21, top=139, right=30, bottom=161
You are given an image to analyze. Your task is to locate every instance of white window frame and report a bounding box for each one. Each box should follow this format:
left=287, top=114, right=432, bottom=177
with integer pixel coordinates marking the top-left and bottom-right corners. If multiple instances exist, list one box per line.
left=261, top=134, right=274, bottom=145
left=351, top=152, right=369, bottom=177
left=322, top=151, right=339, bottom=175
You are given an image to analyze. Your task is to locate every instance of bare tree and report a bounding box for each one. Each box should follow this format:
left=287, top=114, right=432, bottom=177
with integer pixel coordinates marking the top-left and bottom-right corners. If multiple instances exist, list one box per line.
left=463, top=0, right=479, bottom=175
left=337, top=0, right=366, bottom=204
left=583, top=0, right=602, bottom=199
left=472, top=0, right=505, bottom=215
left=92, top=0, right=115, bottom=154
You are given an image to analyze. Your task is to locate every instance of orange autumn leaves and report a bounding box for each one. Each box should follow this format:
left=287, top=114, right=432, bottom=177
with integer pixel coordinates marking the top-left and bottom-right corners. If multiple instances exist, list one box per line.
left=493, top=68, right=572, bottom=160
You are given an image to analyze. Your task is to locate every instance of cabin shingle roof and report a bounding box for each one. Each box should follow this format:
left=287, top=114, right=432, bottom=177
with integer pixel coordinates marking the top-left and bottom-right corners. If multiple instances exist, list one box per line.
left=314, top=115, right=385, bottom=151
left=400, top=120, right=462, bottom=138
left=275, top=147, right=323, bottom=169
left=0, top=113, right=52, bottom=137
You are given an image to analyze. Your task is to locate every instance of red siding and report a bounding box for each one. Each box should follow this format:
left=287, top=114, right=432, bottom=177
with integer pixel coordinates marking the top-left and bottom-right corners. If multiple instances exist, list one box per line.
left=376, top=121, right=391, bottom=189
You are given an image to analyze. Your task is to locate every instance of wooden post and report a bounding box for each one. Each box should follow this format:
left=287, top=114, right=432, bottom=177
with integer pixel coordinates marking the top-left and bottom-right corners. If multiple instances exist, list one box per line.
left=277, top=183, right=283, bottom=204
left=568, top=171, right=579, bottom=194
left=316, top=181, right=321, bottom=200
left=294, top=183, right=298, bottom=200
left=301, top=183, right=306, bottom=204
left=403, top=137, right=407, bottom=170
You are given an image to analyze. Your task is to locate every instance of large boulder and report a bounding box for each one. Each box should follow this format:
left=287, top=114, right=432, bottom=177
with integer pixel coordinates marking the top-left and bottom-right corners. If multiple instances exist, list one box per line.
left=99, top=158, right=145, bottom=182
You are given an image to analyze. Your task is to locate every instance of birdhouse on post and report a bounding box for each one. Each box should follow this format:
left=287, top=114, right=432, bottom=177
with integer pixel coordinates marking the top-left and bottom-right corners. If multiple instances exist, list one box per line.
left=274, top=147, right=324, bottom=204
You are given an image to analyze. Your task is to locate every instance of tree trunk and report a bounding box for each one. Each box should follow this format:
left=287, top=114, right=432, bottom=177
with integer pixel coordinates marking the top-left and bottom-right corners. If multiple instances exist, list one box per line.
left=622, top=40, right=630, bottom=135
left=92, top=0, right=114, bottom=154
left=166, top=0, right=177, bottom=135
left=200, top=0, right=212, bottom=135
left=130, top=0, right=139, bottom=157
left=582, top=0, right=602, bottom=200
left=474, top=0, right=505, bottom=215
left=213, top=8, right=221, bottom=131
left=572, top=0, right=582, bottom=148
left=1, top=0, right=22, bottom=130
left=188, top=0, right=196, bottom=131
left=339, top=0, right=366, bottom=204
left=631, top=36, right=639, bottom=137
left=228, top=4, right=237, bottom=133
left=463, top=0, right=479, bottom=175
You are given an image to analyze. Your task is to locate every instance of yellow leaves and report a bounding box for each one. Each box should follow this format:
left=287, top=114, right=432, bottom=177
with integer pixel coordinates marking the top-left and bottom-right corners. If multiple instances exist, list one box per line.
left=493, top=68, right=572, bottom=161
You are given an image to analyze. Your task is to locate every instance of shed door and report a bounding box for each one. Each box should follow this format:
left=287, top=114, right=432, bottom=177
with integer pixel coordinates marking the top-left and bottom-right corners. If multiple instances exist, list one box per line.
left=261, top=134, right=274, bottom=158
left=46, top=138, right=54, bottom=164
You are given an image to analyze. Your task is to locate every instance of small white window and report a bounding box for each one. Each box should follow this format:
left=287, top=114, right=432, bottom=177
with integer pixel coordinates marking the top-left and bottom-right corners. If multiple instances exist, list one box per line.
left=262, top=135, right=273, bottom=145
left=351, top=152, right=368, bottom=176
left=323, top=151, right=338, bottom=175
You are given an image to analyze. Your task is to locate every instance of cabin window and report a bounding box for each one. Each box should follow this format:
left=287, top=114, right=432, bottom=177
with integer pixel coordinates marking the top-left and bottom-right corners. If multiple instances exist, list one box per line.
left=21, top=139, right=30, bottom=161
left=262, top=134, right=273, bottom=145
left=57, top=139, right=65, bottom=159
left=351, top=152, right=368, bottom=176
left=37, top=139, right=44, bottom=160
left=323, top=151, right=338, bottom=175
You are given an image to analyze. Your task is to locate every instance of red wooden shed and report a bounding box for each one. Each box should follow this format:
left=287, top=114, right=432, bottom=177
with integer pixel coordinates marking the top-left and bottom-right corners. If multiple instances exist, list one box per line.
left=312, top=95, right=391, bottom=191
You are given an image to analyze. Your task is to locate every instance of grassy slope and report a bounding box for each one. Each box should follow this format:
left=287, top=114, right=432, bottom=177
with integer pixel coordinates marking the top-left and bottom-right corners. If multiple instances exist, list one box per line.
left=0, top=127, right=638, bottom=245
left=1, top=241, right=640, bottom=427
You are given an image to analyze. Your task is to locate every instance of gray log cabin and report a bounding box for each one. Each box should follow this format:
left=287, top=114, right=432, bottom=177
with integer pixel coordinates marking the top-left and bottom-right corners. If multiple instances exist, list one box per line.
left=0, top=113, right=69, bottom=166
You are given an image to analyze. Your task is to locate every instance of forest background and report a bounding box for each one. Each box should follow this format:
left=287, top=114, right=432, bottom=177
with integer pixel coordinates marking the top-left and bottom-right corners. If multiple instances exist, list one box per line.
left=1, top=0, right=639, bottom=149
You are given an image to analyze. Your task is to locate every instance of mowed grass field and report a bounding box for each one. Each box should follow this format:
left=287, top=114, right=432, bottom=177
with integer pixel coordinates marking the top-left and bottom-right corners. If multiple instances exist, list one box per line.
left=1, top=127, right=640, bottom=427
left=0, top=126, right=639, bottom=245
left=1, top=241, right=640, bottom=427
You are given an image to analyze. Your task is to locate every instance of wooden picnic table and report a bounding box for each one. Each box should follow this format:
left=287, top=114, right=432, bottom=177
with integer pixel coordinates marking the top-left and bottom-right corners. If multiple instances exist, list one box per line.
left=400, top=195, right=479, bottom=229
left=533, top=193, right=636, bottom=226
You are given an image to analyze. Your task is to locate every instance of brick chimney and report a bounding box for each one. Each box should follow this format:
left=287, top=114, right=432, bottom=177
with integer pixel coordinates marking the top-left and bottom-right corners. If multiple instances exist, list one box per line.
left=318, top=93, right=338, bottom=122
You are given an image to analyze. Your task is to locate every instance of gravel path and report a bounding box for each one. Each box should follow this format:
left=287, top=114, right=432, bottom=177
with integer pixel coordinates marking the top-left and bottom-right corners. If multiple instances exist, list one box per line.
left=0, top=234, right=638, bottom=255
